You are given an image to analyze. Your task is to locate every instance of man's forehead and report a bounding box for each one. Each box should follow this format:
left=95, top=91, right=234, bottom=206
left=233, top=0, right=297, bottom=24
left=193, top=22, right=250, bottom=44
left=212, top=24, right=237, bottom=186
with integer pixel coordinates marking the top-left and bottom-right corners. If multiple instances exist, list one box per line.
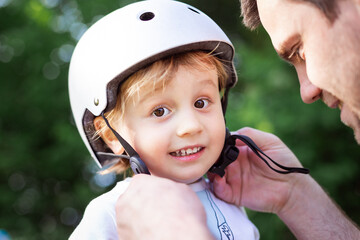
left=256, top=0, right=287, bottom=41
left=256, top=0, right=303, bottom=54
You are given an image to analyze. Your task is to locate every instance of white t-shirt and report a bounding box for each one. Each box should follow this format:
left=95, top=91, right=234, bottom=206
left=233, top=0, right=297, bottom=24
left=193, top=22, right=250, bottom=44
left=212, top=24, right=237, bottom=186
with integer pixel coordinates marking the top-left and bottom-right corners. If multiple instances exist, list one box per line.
left=191, top=178, right=259, bottom=239
left=69, top=177, right=260, bottom=240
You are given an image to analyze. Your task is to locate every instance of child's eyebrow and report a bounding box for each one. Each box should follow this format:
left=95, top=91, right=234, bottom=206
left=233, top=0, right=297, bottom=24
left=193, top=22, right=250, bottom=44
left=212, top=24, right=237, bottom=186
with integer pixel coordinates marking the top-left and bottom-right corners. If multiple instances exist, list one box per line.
left=137, top=78, right=218, bottom=103
left=137, top=83, right=167, bottom=104
left=198, top=79, right=218, bottom=88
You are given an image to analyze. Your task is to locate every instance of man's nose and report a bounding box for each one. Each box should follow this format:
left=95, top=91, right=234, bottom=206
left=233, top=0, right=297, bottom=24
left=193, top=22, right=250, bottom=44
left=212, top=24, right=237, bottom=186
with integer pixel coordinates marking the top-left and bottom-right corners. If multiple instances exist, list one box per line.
left=300, top=78, right=322, bottom=104
left=296, top=65, right=322, bottom=104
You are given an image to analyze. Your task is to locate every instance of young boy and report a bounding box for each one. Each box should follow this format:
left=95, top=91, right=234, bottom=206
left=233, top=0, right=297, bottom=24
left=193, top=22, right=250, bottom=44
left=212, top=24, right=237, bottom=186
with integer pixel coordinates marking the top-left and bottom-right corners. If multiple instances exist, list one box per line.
left=68, top=0, right=259, bottom=239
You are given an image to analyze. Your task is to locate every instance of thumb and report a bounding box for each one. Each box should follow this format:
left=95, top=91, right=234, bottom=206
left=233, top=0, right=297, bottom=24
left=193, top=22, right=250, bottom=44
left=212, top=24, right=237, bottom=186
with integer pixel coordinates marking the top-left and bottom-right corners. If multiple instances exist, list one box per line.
left=213, top=174, right=227, bottom=198
left=207, top=172, right=216, bottom=182
left=233, top=127, right=278, bottom=149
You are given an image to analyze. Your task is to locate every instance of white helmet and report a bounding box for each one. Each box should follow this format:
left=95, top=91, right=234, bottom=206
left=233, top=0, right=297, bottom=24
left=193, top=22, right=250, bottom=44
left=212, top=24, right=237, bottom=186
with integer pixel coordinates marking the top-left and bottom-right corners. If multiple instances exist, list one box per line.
left=69, top=0, right=237, bottom=168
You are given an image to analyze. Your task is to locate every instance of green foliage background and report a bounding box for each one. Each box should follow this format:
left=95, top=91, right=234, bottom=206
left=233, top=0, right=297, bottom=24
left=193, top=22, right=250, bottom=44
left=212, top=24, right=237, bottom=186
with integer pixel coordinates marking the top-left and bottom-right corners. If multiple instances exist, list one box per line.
left=0, top=0, right=359, bottom=239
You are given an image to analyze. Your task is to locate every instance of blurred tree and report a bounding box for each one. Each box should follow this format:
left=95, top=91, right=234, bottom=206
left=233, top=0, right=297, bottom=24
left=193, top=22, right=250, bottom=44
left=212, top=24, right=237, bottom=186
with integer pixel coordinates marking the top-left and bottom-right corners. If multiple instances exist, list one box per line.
left=0, top=0, right=358, bottom=239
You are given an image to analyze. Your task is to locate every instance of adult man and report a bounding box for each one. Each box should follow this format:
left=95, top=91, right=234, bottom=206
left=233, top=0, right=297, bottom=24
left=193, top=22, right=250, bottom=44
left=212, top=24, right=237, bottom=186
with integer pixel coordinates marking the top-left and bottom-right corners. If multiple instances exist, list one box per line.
left=241, top=0, right=360, bottom=143
left=116, top=0, right=360, bottom=239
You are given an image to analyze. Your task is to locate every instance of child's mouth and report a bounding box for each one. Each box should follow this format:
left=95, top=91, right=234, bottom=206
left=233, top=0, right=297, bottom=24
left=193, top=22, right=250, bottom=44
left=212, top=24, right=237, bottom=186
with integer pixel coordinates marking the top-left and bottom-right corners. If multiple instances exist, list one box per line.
left=170, top=147, right=203, bottom=157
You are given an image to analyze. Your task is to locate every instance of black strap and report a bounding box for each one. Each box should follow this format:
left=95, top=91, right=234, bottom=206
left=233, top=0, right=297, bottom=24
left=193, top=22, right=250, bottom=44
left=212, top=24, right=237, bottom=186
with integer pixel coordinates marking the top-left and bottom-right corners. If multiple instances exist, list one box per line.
left=101, top=112, right=139, bottom=158
left=209, top=130, right=310, bottom=177
left=234, top=135, right=310, bottom=174
left=100, top=113, right=150, bottom=175
left=97, top=152, right=130, bottom=159
left=97, top=152, right=129, bottom=170
left=221, top=87, right=230, bottom=115
left=100, top=113, right=309, bottom=177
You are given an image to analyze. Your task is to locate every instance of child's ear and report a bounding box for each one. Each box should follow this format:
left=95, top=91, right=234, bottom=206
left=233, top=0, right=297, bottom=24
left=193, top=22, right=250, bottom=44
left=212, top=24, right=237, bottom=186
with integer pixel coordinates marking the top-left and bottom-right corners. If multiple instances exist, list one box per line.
left=94, top=116, right=124, bottom=154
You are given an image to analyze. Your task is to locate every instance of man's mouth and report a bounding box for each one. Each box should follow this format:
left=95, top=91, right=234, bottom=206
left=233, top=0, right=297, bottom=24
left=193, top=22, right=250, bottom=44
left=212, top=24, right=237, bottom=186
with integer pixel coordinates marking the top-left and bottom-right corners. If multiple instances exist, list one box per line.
left=170, top=147, right=203, bottom=157
left=327, top=100, right=342, bottom=109
left=338, top=101, right=343, bottom=110
left=321, top=91, right=342, bottom=109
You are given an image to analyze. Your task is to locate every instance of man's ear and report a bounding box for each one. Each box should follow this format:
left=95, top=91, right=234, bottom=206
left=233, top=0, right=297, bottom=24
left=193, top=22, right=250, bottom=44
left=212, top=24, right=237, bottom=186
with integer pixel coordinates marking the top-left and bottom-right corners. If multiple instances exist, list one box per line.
left=94, top=116, right=124, bottom=154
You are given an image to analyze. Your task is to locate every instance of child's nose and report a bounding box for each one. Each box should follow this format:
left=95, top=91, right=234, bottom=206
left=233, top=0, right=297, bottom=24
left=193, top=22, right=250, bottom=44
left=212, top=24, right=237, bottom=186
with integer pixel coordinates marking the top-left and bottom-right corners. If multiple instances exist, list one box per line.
left=176, top=110, right=203, bottom=137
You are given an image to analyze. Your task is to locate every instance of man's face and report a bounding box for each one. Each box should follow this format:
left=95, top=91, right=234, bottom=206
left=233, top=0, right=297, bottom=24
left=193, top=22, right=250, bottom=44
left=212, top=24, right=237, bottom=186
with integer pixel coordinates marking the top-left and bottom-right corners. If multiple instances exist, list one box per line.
left=256, top=0, right=360, bottom=143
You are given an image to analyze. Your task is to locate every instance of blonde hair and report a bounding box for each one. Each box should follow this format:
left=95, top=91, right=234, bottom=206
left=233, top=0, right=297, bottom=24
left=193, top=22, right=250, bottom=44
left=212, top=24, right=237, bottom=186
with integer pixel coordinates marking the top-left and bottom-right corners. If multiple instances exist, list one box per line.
left=97, top=51, right=229, bottom=174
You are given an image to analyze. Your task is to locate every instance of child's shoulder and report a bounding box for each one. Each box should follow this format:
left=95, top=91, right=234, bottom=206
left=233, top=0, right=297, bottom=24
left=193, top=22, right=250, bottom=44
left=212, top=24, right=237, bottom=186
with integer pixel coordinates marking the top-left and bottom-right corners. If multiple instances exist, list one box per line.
left=70, top=178, right=132, bottom=239
left=89, top=177, right=132, bottom=207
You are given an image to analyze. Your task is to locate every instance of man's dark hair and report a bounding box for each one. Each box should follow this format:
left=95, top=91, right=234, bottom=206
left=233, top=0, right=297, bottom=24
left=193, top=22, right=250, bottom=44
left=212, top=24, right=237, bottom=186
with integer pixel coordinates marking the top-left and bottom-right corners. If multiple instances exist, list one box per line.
left=240, top=0, right=338, bottom=30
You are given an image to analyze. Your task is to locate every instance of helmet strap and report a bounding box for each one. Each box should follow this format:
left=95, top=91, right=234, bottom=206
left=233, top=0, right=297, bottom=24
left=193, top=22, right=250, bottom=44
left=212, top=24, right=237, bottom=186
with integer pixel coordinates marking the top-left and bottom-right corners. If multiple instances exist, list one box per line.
left=221, top=87, right=230, bottom=115
left=209, top=128, right=310, bottom=177
left=100, top=114, right=309, bottom=178
left=100, top=112, right=150, bottom=175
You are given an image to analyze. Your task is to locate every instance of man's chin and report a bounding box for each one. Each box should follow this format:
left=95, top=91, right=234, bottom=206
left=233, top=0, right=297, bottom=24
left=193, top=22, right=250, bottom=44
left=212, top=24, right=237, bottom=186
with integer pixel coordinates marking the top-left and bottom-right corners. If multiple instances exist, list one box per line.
left=353, top=114, right=360, bottom=145
left=347, top=121, right=360, bottom=145
left=355, top=129, right=360, bottom=145
left=340, top=105, right=360, bottom=145
left=341, top=120, right=360, bottom=145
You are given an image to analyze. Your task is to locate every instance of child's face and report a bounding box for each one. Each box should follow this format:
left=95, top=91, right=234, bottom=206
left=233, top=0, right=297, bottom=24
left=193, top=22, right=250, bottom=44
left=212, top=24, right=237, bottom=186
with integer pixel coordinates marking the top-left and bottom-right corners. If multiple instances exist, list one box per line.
left=117, top=65, right=226, bottom=183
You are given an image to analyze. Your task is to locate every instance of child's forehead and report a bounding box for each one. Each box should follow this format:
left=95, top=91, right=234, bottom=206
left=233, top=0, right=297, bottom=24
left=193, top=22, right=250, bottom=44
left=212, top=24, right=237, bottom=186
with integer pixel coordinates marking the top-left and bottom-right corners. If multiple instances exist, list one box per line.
left=142, top=62, right=215, bottom=87
left=120, top=51, right=225, bottom=107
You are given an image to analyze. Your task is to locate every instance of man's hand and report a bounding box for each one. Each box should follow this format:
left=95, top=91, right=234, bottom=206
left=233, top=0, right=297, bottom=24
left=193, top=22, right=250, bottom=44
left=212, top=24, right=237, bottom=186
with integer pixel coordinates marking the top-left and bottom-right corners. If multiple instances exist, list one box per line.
left=116, top=175, right=214, bottom=240
left=209, top=127, right=360, bottom=240
left=208, top=127, right=305, bottom=214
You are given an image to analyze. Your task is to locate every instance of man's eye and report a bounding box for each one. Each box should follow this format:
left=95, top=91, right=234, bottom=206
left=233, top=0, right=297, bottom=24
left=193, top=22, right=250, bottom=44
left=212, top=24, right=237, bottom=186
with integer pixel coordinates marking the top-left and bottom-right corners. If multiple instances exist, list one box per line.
left=194, top=99, right=209, bottom=109
left=294, top=49, right=302, bottom=59
left=289, top=44, right=305, bottom=62
left=152, top=107, right=170, bottom=117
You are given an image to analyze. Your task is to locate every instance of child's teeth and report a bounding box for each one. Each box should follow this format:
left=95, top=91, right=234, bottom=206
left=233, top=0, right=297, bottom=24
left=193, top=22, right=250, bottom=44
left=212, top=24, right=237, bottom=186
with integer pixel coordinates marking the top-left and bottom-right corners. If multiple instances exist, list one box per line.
left=171, top=147, right=202, bottom=157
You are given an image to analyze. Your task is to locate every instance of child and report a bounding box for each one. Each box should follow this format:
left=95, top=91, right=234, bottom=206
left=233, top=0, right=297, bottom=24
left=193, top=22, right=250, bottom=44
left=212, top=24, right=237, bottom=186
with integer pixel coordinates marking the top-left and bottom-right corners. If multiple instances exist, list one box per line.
left=68, top=0, right=259, bottom=239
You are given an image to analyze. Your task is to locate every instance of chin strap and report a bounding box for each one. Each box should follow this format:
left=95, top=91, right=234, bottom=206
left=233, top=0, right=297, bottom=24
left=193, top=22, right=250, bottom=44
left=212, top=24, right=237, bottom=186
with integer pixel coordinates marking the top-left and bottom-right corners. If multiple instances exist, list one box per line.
left=209, top=129, right=310, bottom=177
left=99, top=112, right=150, bottom=175
left=99, top=114, right=309, bottom=178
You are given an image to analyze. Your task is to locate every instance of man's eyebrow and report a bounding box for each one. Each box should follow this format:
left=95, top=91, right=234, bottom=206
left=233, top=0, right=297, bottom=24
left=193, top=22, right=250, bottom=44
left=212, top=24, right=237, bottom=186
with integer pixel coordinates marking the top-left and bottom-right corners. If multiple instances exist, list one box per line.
left=277, top=48, right=292, bottom=63
left=275, top=34, right=301, bottom=63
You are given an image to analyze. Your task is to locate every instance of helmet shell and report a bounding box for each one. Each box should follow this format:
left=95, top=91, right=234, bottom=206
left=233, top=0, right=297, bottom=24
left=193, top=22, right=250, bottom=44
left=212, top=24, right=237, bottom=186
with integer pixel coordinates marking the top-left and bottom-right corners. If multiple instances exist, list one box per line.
left=69, top=0, right=237, bottom=167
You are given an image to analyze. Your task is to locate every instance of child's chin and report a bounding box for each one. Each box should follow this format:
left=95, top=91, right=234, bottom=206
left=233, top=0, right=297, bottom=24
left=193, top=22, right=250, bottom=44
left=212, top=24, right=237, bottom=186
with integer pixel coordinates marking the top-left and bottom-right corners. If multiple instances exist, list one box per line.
left=154, top=170, right=205, bottom=184
left=173, top=174, right=204, bottom=184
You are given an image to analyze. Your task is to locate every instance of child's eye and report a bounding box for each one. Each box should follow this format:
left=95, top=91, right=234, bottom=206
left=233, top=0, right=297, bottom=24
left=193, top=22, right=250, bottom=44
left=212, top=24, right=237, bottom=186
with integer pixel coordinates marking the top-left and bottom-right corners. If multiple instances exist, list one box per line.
left=194, top=99, right=209, bottom=109
left=152, top=107, right=170, bottom=117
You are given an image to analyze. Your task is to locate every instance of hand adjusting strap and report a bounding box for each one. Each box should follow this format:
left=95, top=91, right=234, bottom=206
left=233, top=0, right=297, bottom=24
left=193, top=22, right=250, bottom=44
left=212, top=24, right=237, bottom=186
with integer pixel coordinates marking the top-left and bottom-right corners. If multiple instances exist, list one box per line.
left=209, top=129, right=310, bottom=177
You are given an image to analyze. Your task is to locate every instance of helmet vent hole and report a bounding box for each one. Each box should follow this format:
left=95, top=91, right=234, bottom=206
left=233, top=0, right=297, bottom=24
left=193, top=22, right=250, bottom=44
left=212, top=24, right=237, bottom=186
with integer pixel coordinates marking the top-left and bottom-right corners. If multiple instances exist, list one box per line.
left=139, top=12, right=155, bottom=21
left=188, top=7, right=200, bottom=14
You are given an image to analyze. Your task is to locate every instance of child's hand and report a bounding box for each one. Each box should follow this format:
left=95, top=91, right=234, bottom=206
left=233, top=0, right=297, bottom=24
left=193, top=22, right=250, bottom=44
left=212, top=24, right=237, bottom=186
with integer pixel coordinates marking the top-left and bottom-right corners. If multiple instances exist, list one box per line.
left=209, top=127, right=306, bottom=215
